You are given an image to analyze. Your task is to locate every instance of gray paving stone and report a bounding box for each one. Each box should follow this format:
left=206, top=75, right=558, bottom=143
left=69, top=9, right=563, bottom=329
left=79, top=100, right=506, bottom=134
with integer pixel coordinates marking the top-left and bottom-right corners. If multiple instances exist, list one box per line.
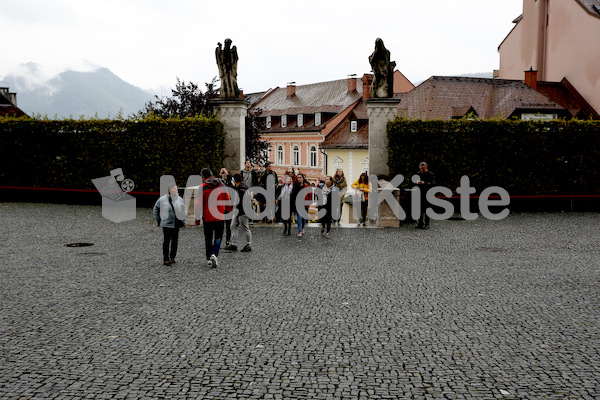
left=0, top=203, right=599, bottom=399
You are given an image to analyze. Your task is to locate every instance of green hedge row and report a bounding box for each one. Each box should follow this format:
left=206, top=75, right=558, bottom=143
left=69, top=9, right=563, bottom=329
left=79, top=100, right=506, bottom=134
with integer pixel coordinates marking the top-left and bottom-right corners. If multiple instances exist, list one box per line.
left=387, top=119, right=600, bottom=195
left=0, top=116, right=224, bottom=192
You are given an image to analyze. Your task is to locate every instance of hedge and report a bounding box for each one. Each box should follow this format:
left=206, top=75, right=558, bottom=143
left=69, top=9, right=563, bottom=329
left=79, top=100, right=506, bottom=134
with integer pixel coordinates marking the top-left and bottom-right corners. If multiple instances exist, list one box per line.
left=0, top=116, right=224, bottom=193
left=387, top=119, right=600, bottom=196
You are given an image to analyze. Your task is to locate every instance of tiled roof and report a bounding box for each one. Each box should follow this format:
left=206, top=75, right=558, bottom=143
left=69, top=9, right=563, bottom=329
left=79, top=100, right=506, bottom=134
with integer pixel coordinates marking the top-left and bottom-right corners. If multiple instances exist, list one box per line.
left=250, top=78, right=363, bottom=117
left=0, top=105, right=27, bottom=117
left=320, top=100, right=368, bottom=149
left=577, top=0, right=600, bottom=18
left=397, top=76, right=570, bottom=120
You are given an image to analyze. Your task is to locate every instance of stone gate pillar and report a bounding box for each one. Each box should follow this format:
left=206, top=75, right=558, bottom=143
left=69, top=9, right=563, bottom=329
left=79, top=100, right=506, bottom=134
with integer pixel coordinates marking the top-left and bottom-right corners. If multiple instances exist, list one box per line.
left=212, top=99, right=247, bottom=173
left=366, top=98, right=400, bottom=178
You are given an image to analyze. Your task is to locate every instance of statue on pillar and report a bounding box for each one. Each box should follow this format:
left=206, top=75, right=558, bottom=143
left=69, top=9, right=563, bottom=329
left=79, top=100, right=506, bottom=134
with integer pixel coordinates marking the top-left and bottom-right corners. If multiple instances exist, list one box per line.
left=216, top=38, right=240, bottom=99
left=368, top=38, right=396, bottom=98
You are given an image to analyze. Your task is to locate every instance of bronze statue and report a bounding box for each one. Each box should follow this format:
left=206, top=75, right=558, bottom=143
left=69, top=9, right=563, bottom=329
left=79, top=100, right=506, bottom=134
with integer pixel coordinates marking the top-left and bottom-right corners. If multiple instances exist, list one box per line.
left=216, top=39, right=240, bottom=99
left=368, top=38, right=396, bottom=98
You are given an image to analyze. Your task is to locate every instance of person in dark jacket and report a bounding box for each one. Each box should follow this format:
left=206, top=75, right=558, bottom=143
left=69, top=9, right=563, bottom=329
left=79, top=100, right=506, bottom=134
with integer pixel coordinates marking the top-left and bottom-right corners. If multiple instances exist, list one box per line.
left=318, top=176, right=337, bottom=239
left=415, top=162, right=435, bottom=230
left=196, top=168, right=231, bottom=268
left=220, top=167, right=235, bottom=247
left=226, top=173, right=252, bottom=252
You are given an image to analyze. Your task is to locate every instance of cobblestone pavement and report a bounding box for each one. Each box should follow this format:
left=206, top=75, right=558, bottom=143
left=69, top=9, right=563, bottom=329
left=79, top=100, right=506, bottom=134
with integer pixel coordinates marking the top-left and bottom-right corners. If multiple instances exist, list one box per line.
left=1, top=202, right=599, bottom=400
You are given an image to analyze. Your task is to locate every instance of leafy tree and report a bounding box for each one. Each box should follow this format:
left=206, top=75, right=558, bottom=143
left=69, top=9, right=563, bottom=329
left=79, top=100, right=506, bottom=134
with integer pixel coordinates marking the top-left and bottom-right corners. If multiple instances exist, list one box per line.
left=139, top=77, right=218, bottom=118
left=139, top=77, right=269, bottom=164
left=245, top=107, right=271, bottom=165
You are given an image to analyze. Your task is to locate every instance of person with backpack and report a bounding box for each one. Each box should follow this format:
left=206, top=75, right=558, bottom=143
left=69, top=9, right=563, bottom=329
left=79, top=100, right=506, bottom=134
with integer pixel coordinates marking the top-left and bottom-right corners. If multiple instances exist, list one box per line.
left=153, top=183, right=186, bottom=266
left=196, top=168, right=231, bottom=268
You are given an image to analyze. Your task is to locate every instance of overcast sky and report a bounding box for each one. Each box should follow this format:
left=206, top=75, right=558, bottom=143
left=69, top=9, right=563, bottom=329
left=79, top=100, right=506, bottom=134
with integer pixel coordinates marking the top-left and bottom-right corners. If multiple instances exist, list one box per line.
left=1, top=0, right=523, bottom=94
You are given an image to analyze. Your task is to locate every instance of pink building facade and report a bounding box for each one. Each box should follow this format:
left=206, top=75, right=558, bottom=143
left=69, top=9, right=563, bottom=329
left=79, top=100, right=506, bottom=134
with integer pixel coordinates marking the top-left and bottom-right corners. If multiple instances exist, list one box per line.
left=498, top=0, right=600, bottom=115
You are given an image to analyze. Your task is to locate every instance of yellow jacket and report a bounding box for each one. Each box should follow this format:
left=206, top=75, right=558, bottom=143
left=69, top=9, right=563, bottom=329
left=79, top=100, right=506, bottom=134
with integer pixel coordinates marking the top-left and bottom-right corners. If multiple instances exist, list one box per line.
left=351, top=179, right=372, bottom=200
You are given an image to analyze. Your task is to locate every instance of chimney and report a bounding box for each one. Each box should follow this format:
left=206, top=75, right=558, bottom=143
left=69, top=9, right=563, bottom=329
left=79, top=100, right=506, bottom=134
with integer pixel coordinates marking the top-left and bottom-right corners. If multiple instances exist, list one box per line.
left=239, top=90, right=244, bottom=99
left=287, top=82, right=296, bottom=97
left=524, top=67, right=538, bottom=90
left=361, top=74, right=373, bottom=101
left=347, top=75, right=357, bottom=93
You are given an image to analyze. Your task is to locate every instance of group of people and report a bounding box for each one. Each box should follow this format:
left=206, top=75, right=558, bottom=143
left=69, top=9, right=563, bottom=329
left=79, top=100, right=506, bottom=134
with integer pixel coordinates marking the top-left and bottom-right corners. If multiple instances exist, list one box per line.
left=153, top=160, right=435, bottom=267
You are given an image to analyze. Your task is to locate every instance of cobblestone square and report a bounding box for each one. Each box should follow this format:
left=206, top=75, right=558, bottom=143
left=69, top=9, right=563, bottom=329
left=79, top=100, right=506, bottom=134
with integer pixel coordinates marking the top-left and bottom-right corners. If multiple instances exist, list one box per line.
left=1, top=203, right=599, bottom=399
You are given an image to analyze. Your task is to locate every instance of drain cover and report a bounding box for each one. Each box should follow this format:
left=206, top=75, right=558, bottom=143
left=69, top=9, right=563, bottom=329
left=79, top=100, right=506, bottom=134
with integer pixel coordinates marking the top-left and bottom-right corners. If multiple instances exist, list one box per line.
left=65, top=243, right=94, bottom=247
left=476, top=247, right=507, bottom=252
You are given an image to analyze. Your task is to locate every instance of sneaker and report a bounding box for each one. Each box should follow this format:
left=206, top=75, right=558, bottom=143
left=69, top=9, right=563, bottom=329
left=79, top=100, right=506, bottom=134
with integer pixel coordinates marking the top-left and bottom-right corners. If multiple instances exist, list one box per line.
left=241, top=244, right=252, bottom=252
left=297, top=232, right=302, bottom=238
left=321, top=227, right=325, bottom=235
left=207, top=259, right=212, bottom=266
left=325, top=233, right=331, bottom=239
left=210, top=254, right=218, bottom=268
left=225, top=241, right=230, bottom=247
left=224, top=244, right=238, bottom=251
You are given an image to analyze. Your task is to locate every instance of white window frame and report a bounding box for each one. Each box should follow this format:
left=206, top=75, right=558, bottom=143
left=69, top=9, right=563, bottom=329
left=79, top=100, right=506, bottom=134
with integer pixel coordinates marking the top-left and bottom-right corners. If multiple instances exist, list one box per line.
left=266, top=116, right=271, bottom=129
left=351, top=120, right=358, bottom=132
left=332, top=156, right=343, bottom=172
left=309, top=145, right=317, bottom=167
left=298, top=114, right=303, bottom=127
left=361, top=158, right=369, bottom=173
left=277, top=145, right=284, bottom=165
left=281, top=115, right=287, bottom=128
left=293, top=145, right=300, bottom=166
left=315, top=112, right=321, bottom=126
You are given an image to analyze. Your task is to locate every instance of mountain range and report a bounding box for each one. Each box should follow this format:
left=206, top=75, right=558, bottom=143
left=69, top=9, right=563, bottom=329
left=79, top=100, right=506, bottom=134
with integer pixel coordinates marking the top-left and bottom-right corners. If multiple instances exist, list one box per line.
left=2, top=64, right=494, bottom=119
left=2, top=63, right=157, bottom=118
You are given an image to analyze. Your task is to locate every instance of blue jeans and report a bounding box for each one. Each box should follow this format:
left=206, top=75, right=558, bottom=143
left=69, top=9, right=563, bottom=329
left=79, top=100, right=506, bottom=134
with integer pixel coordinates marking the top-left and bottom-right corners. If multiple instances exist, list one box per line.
left=295, top=208, right=308, bottom=232
left=203, top=220, right=224, bottom=260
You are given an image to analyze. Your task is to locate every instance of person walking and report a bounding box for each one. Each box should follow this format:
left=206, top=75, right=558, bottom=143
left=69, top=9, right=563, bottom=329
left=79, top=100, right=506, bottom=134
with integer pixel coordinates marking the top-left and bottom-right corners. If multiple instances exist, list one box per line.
left=226, top=173, right=252, bottom=252
left=259, top=162, right=278, bottom=222
left=318, top=176, right=337, bottom=239
left=415, top=162, right=435, bottom=230
left=241, top=159, right=259, bottom=188
left=352, top=172, right=372, bottom=226
left=153, top=183, right=186, bottom=266
left=277, top=175, right=294, bottom=235
left=332, top=168, right=347, bottom=224
left=292, top=173, right=310, bottom=237
left=220, top=168, right=235, bottom=247
left=196, top=168, right=231, bottom=268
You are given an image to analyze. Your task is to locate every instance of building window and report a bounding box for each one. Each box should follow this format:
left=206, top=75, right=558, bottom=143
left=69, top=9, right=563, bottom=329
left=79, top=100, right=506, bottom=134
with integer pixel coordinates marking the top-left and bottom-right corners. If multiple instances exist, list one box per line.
left=361, top=158, right=369, bottom=173
left=298, top=114, right=303, bottom=127
left=293, top=145, right=300, bottom=166
left=266, top=116, right=271, bottom=129
left=315, top=112, right=321, bottom=126
left=351, top=120, right=358, bottom=132
left=281, top=115, right=287, bottom=127
left=310, top=145, right=317, bottom=167
left=262, top=149, right=270, bottom=163
left=277, top=145, right=284, bottom=165
left=332, top=156, right=343, bottom=172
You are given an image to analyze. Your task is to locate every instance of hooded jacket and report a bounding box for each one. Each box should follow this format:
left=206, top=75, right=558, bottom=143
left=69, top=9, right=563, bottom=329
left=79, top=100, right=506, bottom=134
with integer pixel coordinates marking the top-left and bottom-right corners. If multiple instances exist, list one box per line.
left=196, top=177, right=232, bottom=223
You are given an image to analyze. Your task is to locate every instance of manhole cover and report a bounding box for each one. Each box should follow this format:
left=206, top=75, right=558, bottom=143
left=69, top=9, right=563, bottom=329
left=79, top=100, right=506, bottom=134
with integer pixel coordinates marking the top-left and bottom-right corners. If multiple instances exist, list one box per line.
left=65, top=243, right=94, bottom=247
left=475, top=247, right=507, bottom=253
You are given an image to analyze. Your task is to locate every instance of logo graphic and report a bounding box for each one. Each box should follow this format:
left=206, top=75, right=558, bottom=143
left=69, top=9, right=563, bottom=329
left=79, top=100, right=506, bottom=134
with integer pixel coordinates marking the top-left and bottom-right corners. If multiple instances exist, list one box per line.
left=91, top=168, right=136, bottom=223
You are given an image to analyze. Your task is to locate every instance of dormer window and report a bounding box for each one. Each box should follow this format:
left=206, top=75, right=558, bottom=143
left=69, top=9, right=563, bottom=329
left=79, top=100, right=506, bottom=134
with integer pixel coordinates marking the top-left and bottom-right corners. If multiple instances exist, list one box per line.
left=298, top=114, right=303, bottom=127
left=281, top=115, right=287, bottom=128
left=315, top=112, right=322, bottom=126
left=266, top=116, right=271, bottom=129
left=350, top=120, right=358, bottom=132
